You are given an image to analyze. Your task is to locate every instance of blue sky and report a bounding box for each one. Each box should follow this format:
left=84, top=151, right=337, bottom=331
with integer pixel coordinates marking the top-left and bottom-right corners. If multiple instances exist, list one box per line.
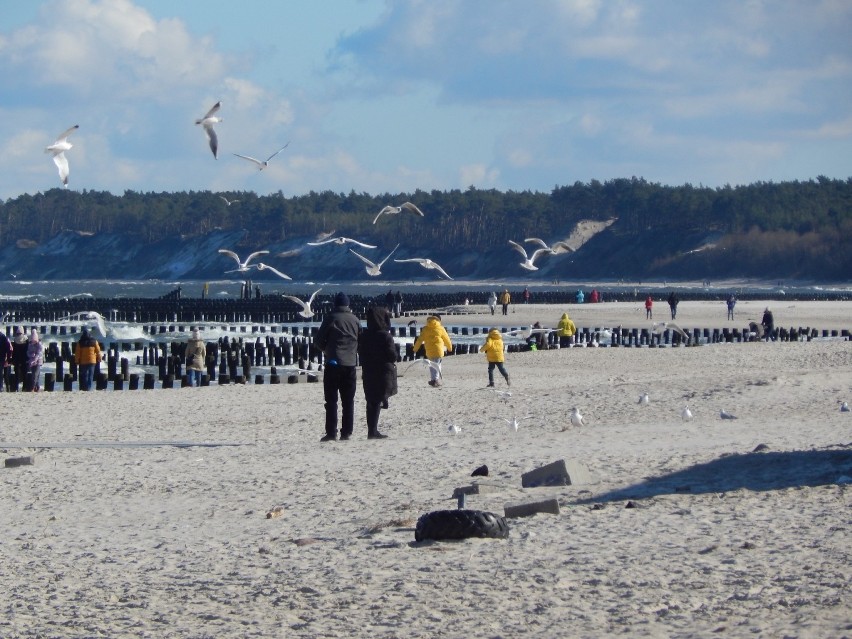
left=1, top=0, right=850, bottom=201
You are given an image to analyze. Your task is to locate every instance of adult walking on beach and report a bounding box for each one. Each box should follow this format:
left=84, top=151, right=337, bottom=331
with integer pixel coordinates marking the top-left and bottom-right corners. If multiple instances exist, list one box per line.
left=556, top=312, right=577, bottom=348
left=185, top=329, right=206, bottom=387
left=487, top=291, right=498, bottom=315
left=761, top=307, right=775, bottom=341
left=12, top=328, right=29, bottom=390
left=394, top=290, right=403, bottom=317
left=358, top=306, right=397, bottom=440
left=412, top=315, right=452, bottom=388
left=0, top=330, right=12, bottom=392
left=316, top=292, right=361, bottom=441
left=726, top=294, right=737, bottom=320
left=645, top=295, right=653, bottom=320
left=667, top=291, right=679, bottom=320
left=75, top=328, right=101, bottom=391
left=499, top=288, right=511, bottom=315
left=26, top=330, right=44, bottom=392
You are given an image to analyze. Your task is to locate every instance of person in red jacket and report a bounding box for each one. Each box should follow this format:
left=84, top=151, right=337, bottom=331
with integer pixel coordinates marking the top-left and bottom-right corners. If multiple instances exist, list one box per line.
left=645, top=295, right=653, bottom=320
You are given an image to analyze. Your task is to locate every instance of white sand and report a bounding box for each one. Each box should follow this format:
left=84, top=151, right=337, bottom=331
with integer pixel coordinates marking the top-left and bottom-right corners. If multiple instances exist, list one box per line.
left=1, top=301, right=851, bottom=638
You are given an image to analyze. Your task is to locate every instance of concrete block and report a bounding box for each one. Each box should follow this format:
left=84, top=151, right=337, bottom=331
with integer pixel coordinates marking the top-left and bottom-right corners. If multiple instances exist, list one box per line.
left=5, top=455, right=35, bottom=468
left=521, top=459, right=595, bottom=488
left=451, top=482, right=505, bottom=498
left=504, top=498, right=560, bottom=518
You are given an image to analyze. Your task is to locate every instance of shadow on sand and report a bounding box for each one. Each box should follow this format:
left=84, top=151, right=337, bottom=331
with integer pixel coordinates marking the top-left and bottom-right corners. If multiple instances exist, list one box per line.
left=575, top=445, right=852, bottom=504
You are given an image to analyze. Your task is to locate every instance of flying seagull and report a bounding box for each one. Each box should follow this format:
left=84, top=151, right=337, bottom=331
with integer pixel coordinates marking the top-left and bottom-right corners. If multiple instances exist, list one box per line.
left=372, top=201, right=424, bottom=224
left=219, top=195, right=240, bottom=206
left=45, top=125, right=79, bottom=187
left=525, top=237, right=575, bottom=255
left=508, top=240, right=553, bottom=271
left=217, top=249, right=269, bottom=273
left=256, top=262, right=292, bottom=280
left=349, top=243, right=399, bottom=277
left=195, top=101, right=222, bottom=159
left=652, top=321, right=691, bottom=342
left=232, top=142, right=290, bottom=170
left=402, top=357, right=443, bottom=380
left=282, top=288, right=322, bottom=318
left=503, top=415, right=533, bottom=432
left=393, top=257, right=453, bottom=280
left=307, top=236, right=377, bottom=249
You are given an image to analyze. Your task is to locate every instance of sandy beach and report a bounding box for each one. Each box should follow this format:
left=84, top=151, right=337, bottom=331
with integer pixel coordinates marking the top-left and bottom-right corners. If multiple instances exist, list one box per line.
left=1, top=300, right=850, bottom=638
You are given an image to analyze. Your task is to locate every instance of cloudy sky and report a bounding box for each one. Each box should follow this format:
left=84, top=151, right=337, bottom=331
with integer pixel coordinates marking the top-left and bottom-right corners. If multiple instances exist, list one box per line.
left=1, top=0, right=849, bottom=201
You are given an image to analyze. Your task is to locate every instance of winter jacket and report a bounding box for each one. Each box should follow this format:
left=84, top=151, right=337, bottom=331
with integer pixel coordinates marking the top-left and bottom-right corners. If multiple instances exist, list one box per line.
left=556, top=313, right=576, bottom=337
left=0, top=333, right=12, bottom=368
left=185, top=338, right=207, bottom=372
left=27, top=338, right=43, bottom=368
left=358, top=306, right=398, bottom=403
left=315, top=305, right=361, bottom=367
left=12, top=332, right=28, bottom=370
left=645, top=296, right=653, bottom=310
left=487, top=292, right=497, bottom=309
left=412, top=316, right=452, bottom=359
left=75, top=332, right=102, bottom=365
left=498, top=290, right=511, bottom=305
left=482, top=329, right=505, bottom=363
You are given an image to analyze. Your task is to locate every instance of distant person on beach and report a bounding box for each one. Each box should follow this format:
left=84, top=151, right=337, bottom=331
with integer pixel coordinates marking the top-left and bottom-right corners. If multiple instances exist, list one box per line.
left=482, top=328, right=510, bottom=387
left=0, top=330, right=12, bottom=392
left=667, top=291, right=679, bottom=320
left=316, top=292, right=361, bottom=441
left=26, top=330, right=43, bottom=392
left=12, top=328, right=29, bottom=390
left=394, top=290, right=403, bottom=317
left=75, top=328, right=101, bottom=391
left=576, top=290, right=585, bottom=304
left=384, top=289, right=394, bottom=309
left=726, top=294, right=737, bottom=320
left=487, top=291, right=498, bottom=315
left=527, top=321, right=547, bottom=350
left=523, top=287, right=530, bottom=303
left=761, top=307, right=775, bottom=341
left=357, top=306, right=397, bottom=440
left=185, top=329, right=206, bottom=387
left=412, top=314, right=452, bottom=388
left=499, top=289, right=511, bottom=315
left=645, top=295, right=653, bottom=320
left=556, top=312, right=577, bottom=348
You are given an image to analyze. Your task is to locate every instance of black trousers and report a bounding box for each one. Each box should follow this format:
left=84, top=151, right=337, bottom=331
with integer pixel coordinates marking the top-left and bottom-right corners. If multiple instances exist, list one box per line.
left=323, top=365, right=357, bottom=437
left=366, top=401, right=382, bottom=435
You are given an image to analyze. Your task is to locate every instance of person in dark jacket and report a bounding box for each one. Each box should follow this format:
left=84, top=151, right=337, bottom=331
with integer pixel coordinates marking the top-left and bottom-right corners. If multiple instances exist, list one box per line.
left=357, top=306, right=397, bottom=440
left=315, top=292, right=361, bottom=442
left=667, top=291, right=679, bottom=320
left=761, top=307, right=775, bottom=341
left=12, top=328, right=29, bottom=390
left=0, top=330, right=13, bottom=391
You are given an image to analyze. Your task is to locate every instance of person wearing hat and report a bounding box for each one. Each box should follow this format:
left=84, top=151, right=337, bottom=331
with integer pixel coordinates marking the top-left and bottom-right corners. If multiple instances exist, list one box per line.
left=357, top=305, right=396, bottom=440
left=26, top=329, right=44, bottom=392
left=315, top=292, right=361, bottom=441
left=185, top=328, right=206, bottom=387
left=75, top=328, right=102, bottom=391
left=412, top=314, right=452, bottom=387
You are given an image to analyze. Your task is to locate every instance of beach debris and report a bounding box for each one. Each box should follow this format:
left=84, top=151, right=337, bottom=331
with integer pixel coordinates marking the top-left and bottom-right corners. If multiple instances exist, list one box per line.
left=266, top=504, right=285, bottom=519
left=5, top=455, right=35, bottom=468
left=471, top=464, right=489, bottom=477
left=504, top=498, right=560, bottom=519
left=414, top=509, right=509, bottom=542
left=681, top=405, right=694, bottom=421
left=720, top=409, right=738, bottom=420
left=521, top=459, right=595, bottom=488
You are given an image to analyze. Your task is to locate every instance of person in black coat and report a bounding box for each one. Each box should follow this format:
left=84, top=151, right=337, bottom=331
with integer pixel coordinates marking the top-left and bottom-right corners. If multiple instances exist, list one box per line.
left=761, top=307, right=775, bottom=341
left=357, top=306, right=397, bottom=440
left=0, top=331, right=12, bottom=391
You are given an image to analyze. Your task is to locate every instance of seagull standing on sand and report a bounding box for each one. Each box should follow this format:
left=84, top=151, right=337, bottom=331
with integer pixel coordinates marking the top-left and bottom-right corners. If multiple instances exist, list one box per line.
left=373, top=202, right=424, bottom=224
left=195, top=101, right=222, bottom=159
left=393, top=257, right=453, bottom=280
left=720, top=409, right=738, bottom=420
left=282, top=288, right=322, bottom=318
left=503, top=415, right=532, bottom=432
left=217, top=249, right=269, bottom=273
left=508, top=240, right=553, bottom=271
left=681, top=405, right=694, bottom=421
left=638, top=392, right=650, bottom=405
left=349, top=244, right=399, bottom=277
left=841, top=401, right=850, bottom=412
left=307, top=236, right=377, bottom=249
left=524, top=237, right=575, bottom=255
left=570, top=407, right=586, bottom=428
left=233, top=142, right=290, bottom=170
left=448, top=423, right=461, bottom=435
left=255, top=262, right=292, bottom=280
left=45, top=125, right=79, bottom=187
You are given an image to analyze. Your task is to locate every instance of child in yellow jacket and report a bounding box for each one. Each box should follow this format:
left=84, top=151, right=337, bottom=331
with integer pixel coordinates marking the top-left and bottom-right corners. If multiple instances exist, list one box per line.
left=482, top=328, right=510, bottom=387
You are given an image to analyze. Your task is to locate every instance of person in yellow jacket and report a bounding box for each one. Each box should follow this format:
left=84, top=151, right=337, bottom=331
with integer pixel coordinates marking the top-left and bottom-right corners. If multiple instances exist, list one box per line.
left=482, top=328, right=510, bottom=387
left=556, top=312, right=577, bottom=348
left=412, top=315, right=453, bottom=387
left=498, top=288, right=511, bottom=315
left=75, top=328, right=102, bottom=391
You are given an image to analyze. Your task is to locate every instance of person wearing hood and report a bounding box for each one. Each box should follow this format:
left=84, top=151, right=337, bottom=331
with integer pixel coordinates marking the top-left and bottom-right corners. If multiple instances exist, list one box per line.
left=412, top=314, right=452, bottom=387
left=75, top=328, right=102, bottom=391
left=357, top=306, right=397, bottom=439
left=482, top=328, right=510, bottom=387
left=556, top=312, right=577, bottom=348
left=185, top=328, right=206, bottom=387
left=0, top=328, right=12, bottom=392
left=12, top=327, right=29, bottom=390
left=761, top=307, right=775, bottom=341
left=487, top=291, right=498, bottom=315
left=26, top=329, right=44, bottom=392
left=315, top=292, right=361, bottom=441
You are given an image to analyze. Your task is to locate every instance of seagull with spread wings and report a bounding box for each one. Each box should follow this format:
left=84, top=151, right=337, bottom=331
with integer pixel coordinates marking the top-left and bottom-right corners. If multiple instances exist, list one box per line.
left=283, top=288, right=322, bottom=318
left=232, top=142, right=290, bottom=170
left=307, top=236, right=377, bottom=249
left=393, top=257, right=453, bottom=280
left=508, top=240, right=554, bottom=271
left=45, top=125, right=79, bottom=187
left=219, top=195, right=240, bottom=206
left=372, top=201, right=424, bottom=224
left=349, top=244, right=399, bottom=277
left=256, top=262, right=292, bottom=280
left=195, top=101, right=222, bottom=159
left=217, top=249, right=269, bottom=273
left=524, top=237, right=575, bottom=255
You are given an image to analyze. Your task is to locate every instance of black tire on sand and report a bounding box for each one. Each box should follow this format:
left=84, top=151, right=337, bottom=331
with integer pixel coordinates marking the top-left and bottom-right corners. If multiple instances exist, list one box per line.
left=415, top=509, right=510, bottom=542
